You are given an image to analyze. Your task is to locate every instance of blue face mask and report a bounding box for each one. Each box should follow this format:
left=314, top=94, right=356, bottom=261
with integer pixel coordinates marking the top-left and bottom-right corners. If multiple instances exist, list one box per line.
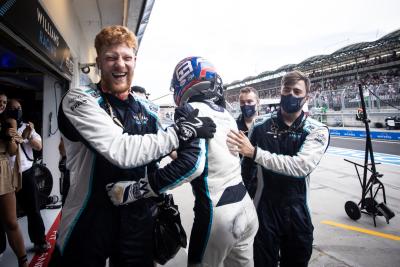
left=280, top=94, right=305, bottom=113
left=240, top=104, right=257, bottom=118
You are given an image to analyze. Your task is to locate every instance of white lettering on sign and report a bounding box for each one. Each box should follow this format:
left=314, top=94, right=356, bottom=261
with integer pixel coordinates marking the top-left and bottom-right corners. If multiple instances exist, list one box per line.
left=37, top=7, right=60, bottom=47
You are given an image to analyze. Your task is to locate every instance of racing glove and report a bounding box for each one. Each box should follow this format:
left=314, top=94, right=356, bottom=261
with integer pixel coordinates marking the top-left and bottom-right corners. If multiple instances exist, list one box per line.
left=106, top=178, right=157, bottom=206
left=174, top=107, right=216, bottom=141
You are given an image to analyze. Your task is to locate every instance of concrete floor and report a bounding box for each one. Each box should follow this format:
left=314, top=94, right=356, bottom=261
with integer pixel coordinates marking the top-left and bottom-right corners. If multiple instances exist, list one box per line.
left=163, top=152, right=400, bottom=267
left=1, top=149, right=399, bottom=267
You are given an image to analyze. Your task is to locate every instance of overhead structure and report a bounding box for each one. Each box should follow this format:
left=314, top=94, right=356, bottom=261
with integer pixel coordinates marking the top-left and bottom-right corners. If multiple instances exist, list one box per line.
left=226, top=28, right=400, bottom=90
left=72, top=0, right=155, bottom=51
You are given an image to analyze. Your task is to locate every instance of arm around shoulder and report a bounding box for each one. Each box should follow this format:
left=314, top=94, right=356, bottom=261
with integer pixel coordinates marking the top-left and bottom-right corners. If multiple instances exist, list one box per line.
left=61, top=87, right=179, bottom=169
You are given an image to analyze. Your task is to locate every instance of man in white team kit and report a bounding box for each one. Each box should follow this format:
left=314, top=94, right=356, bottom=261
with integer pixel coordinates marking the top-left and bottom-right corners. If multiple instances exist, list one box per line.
left=107, top=56, right=259, bottom=267
left=50, top=26, right=216, bottom=267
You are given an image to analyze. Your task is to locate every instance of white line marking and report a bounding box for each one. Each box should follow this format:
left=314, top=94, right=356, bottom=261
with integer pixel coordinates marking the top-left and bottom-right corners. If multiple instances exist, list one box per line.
left=331, top=136, right=400, bottom=144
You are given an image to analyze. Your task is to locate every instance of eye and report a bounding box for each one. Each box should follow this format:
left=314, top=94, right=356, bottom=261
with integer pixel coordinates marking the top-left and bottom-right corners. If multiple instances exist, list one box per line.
left=106, top=56, right=115, bottom=61
left=124, top=56, right=133, bottom=61
left=293, top=89, right=302, bottom=95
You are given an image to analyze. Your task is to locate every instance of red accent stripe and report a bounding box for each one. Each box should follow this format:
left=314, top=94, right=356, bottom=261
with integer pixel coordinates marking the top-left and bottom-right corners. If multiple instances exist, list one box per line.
left=29, top=211, right=61, bottom=267
left=199, top=66, right=215, bottom=78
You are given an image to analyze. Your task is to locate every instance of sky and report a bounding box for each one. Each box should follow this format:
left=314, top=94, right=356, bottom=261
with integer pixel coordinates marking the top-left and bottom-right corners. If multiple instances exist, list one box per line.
left=133, top=0, right=400, bottom=103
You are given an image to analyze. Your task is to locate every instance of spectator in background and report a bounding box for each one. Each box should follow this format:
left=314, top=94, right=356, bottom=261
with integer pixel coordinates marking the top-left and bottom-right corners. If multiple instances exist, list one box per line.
left=0, top=93, right=28, bottom=267
left=131, top=85, right=148, bottom=99
left=236, top=87, right=259, bottom=136
left=227, top=70, right=329, bottom=267
left=236, top=87, right=260, bottom=196
left=0, top=91, right=7, bottom=258
left=7, top=99, right=49, bottom=253
left=0, top=93, right=7, bottom=114
left=58, top=138, right=69, bottom=206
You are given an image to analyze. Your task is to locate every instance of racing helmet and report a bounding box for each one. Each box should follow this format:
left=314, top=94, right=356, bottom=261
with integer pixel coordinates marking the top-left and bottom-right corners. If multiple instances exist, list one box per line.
left=171, top=56, right=224, bottom=106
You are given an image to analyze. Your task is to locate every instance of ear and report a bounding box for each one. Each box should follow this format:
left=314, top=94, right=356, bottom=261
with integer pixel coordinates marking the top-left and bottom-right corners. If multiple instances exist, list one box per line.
left=133, top=56, right=137, bottom=67
left=302, top=95, right=309, bottom=106
left=96, top=57, right=100, bottom=70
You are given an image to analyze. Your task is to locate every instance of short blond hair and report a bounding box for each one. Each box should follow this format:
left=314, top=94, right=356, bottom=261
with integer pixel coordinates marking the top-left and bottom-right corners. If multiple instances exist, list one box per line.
left=95, top=25, right=137, bottom=55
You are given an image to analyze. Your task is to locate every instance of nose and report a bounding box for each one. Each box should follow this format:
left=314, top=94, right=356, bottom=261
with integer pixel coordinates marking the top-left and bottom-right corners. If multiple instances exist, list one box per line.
left=115, top=56, right=125, bottom=68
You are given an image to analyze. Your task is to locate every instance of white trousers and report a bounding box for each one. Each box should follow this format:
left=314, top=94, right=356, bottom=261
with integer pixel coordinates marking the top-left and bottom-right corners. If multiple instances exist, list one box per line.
left=189, top=194, right=259, bottom=267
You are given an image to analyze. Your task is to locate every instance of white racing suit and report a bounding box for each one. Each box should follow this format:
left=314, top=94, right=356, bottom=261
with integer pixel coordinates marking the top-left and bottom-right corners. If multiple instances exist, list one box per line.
left=148, top=101, right=259, bottom=267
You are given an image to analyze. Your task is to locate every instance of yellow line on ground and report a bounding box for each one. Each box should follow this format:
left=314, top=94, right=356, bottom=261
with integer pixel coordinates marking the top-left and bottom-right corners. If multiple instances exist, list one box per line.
left=321, top=220, right=400, bottom=241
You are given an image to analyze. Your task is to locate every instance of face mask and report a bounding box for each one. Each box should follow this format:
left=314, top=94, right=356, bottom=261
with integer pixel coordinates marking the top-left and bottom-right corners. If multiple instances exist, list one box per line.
left=240, top=104, right=257, bottom=118
left=7, top=109, right=23, bottom=123
left=280, top=94, right=305, bottom=113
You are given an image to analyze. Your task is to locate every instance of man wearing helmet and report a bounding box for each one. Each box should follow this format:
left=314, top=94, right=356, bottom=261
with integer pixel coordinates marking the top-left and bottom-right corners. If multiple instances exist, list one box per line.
left=107, top=56, right=259, bottom=267
left=50, top=26, right=216, bottom=267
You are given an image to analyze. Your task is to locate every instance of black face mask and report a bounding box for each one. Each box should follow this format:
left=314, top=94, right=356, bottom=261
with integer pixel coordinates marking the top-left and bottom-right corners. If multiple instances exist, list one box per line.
left=6, top=109, right=23, bottom=123
left=280, top=94, right=305, bottom=113
left=240, top=104, right=257, bottom=118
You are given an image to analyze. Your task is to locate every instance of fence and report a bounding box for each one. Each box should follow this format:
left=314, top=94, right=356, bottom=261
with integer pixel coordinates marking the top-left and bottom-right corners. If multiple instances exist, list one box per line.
left=308, top=82, right=400, bottom=112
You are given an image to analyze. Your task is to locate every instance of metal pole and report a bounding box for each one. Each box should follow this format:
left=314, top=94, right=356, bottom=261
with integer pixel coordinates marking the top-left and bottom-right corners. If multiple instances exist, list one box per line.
left=358, top=84, right=377, bottom=173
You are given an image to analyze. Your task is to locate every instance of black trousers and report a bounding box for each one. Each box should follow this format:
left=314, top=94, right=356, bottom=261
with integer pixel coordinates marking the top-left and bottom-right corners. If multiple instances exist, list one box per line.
left=0, top=224, right=6, bottom=253
left=49, top=198, right=155, bottom=267
left=16, top=168, right=46, bottom=245
left=254, top=197, right=314, bottom=267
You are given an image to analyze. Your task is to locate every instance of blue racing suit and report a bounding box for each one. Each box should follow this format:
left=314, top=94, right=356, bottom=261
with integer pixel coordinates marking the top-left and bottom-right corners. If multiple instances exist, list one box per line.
left=50, top=83, right=178, bottom=267
left=242, top=110, right=329, bottom=267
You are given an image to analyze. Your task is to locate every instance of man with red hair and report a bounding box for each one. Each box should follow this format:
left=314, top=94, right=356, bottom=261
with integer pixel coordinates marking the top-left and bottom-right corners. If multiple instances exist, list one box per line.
left=50, top=26, right=215, bottom=267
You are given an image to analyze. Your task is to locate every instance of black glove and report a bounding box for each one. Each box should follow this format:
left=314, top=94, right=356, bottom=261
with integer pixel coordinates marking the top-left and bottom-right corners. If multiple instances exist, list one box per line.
left=174, top=108, right=216, bottom=141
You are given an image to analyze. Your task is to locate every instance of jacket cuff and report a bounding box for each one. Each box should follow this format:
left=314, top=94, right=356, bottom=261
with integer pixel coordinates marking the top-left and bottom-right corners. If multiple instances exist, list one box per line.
left=252, top=146, right=257, bottom=161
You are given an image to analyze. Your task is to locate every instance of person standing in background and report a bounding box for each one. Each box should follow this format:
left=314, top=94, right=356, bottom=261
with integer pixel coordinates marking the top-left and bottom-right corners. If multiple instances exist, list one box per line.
left=236, top=87, right=260, bottom=197
left=0, top=93, right=28, bottom=267
left=0, top=91, right=7, bottom=258
left=7, top=99, right=49, bottom=254
left=236, top=87, right=259, bottom=136
left=131, top=85, right=149, bottom=99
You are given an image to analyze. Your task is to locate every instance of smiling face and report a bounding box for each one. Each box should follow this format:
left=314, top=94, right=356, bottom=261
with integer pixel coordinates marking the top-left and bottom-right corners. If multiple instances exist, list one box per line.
left=0, top=94, right=7, bottom=114
left=97, top=43, right=136, bottom=94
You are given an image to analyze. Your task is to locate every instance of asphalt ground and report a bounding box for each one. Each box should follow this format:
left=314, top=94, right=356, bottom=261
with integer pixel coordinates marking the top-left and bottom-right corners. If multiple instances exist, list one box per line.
left=330, top=136, right=400, bottom=156
left=162, top=145, right=400, bottom=267
left=2, top=138, right=399, bottom=267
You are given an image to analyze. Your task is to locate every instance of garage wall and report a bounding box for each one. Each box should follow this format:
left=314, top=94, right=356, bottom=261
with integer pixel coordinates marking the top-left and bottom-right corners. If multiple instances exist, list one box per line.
left=41, top=73, right=64, bottom=196
left=40, top=0, right=98, bottom=87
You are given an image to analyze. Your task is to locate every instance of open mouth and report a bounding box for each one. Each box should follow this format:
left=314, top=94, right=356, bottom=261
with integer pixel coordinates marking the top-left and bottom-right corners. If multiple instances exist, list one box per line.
left=112, top=72, right=128, bottom=80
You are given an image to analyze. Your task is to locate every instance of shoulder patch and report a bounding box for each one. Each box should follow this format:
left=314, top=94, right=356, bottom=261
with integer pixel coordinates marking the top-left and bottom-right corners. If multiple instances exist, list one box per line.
left=304, top=117, right=326, bottom=133
left=313, top=132, right=328, bottom=146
